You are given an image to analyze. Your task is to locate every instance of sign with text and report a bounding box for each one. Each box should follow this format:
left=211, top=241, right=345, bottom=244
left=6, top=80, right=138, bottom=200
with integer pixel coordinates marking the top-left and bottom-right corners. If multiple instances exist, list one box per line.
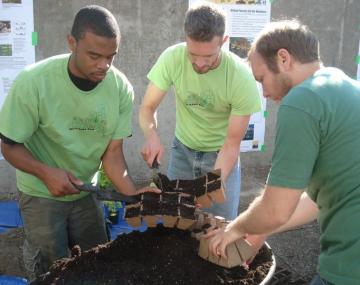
left=0, top=0, right=35, bottom=159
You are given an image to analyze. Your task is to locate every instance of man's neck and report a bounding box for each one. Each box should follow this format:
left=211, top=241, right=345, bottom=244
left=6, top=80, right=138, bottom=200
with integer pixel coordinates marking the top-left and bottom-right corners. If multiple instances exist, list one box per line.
left=67, top=64, right=98, bottom=92
left=291, top=61, right=322, bottom=87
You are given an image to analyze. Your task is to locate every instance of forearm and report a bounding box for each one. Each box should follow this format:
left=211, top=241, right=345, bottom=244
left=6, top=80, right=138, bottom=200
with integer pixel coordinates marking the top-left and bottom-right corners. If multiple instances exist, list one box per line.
left=229, top=196, right=285, bottom=236
left=139, top=105, right=158, bottom=138
left=269, top=192, right=318, bottom=234
left=208, top=186, right=304, bottom=259
left=215, top=115, right=249, bottom=180
left=1, top=142, right=49, bottom=181
left=229, top=186, right=303, bottom=236
left=214, top=143, right=239, bottom=181
left=102, top=144, right=137, bottom=196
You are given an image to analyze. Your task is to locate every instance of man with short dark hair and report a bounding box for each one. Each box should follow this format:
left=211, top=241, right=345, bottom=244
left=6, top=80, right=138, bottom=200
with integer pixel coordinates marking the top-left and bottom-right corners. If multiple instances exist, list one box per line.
left=207, top=20, right=360, bottom=285
left=0, top=5, right=151, bottom=279
left=139, top=2, right=261, bottom=220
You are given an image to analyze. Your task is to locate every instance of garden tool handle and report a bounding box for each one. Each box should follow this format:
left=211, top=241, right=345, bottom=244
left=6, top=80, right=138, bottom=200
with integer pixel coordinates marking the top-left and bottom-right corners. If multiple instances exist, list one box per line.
left=151, top=155, right=159, bottom=169
left=73, top=183, right=140, bottom=204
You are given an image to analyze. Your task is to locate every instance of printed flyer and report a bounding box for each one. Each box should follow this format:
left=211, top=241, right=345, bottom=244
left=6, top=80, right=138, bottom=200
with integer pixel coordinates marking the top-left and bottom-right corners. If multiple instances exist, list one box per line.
left=357, top=40, right=360, bottom=81
left=0, top=0, right=35, bottom=158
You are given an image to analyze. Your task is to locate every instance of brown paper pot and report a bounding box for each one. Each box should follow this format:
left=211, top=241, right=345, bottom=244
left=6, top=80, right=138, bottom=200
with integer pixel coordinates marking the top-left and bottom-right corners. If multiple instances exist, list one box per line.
left=162, top=215, right=178, bottom=228
left=125, top=216, right=142, bottom=228
left=143, top=215, right=159, bottom=227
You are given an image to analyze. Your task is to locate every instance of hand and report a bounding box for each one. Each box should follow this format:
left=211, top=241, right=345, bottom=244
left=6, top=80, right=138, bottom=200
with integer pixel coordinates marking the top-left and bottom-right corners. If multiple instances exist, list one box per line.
left=140, top=131, right=164, bottom=167
left=204, top=223, right=244, bottom=259
left=42, top=166, right=81, bottom=197
left=244, top=234, right=267, bottom=264
left=135, top=186, right=162, bottom=195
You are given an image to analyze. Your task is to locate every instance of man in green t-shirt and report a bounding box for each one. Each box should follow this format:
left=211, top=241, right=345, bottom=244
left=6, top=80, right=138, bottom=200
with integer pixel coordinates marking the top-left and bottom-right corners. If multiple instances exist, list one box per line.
left=0, top=5, right=154, bottom=280
left=206, top=20, right=360, bottom=285
left=139, top=2, right=261, bottom=220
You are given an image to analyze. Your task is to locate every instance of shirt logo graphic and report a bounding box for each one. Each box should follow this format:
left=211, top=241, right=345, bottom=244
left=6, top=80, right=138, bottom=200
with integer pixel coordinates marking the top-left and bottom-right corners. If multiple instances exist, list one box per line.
left=69, top=106, right=106, bottom=135
left=185, top=89, right=214, bottom=110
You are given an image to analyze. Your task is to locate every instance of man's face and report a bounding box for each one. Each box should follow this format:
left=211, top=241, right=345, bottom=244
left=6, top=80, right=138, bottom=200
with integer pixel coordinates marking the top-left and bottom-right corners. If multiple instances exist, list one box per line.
left=186, top=36, right=224, bottom=74
left=68, top=31, right=119, bottom=83
left=250, top=52, right=292, bottom=102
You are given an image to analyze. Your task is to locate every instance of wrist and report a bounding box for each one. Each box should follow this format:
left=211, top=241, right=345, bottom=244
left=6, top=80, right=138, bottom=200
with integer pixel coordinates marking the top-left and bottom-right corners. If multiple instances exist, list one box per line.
left=226, top=220, right=244, bottom=237
left=144, top=128, right=158, bottom=140
left=32, top=162, right=51, bottom=181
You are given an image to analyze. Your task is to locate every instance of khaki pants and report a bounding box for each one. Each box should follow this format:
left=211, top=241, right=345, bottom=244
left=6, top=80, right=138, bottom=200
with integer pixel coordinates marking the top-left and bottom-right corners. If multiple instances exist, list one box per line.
left=19, top=192, right=108, bottom=280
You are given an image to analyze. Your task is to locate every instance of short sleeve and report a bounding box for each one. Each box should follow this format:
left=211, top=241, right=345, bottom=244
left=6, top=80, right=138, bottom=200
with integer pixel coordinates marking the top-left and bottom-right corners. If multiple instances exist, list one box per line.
left=230, top=64, right=261, bottom=116
left=0, top=71, right=39, bottom=142
left=112, top=75, right=134, bottom=140
left=267, top=105, right=320, bottom=189
left=147, top=47, right=176, bottom=92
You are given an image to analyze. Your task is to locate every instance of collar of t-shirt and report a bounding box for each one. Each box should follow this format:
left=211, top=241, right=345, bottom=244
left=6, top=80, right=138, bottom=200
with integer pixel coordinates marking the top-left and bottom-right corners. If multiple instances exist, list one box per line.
left=68, top=67, right=99, bottom=92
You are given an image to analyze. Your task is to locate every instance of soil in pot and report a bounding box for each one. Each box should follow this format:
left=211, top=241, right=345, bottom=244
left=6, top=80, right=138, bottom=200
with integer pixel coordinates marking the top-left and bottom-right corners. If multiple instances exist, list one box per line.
left=31, top=225, right=273, bottom=285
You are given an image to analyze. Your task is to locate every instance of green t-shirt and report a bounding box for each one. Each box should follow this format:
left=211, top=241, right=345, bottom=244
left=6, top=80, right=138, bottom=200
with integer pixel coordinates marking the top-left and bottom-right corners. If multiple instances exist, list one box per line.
left=267, top=67, right=360, bottom=285
left=0, top=54, right=134, bottom=201
left=147, top=43, right=261, bottom=151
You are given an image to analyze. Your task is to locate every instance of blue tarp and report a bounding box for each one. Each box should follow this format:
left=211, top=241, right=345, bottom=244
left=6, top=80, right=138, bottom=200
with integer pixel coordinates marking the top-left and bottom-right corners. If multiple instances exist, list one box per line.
left=0, top=275, right=27, bottom=285
left=105, top=204, right=147, bottom=240
left=0, top=201, right=23, bottom=234
left=0, top=201, right=151, bottom=238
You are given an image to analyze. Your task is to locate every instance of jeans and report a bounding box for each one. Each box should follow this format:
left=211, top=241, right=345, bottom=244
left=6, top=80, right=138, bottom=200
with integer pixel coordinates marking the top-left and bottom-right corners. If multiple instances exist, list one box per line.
left=19, top=192, right=108, bottom=280
left=167, top=136, right=241, bottom=220
left=310, top=274, right=335, bottom=285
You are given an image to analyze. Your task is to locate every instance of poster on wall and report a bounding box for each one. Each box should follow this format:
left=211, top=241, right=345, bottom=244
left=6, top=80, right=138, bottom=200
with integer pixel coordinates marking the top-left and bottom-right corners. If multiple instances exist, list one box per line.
left=188, top=0, right=271, bottom=152
left=0, top=0, right=35, bottom=159
left=357, top=40, right=360, bottom=81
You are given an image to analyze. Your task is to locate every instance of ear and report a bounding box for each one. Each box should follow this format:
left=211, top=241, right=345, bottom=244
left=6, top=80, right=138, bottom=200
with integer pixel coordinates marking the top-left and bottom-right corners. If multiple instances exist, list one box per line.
left=222, top=35, right=229, bottom=45
left=67, top=34, right=76, bottom=52
left=277, top=48, right=292, bottom=72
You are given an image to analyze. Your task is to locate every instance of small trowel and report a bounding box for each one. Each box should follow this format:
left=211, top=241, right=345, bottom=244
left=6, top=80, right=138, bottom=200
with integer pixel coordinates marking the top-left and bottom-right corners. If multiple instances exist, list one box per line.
left=150, top=156, right=159, bottom=188
left=74, top=183, right=139, bottom=204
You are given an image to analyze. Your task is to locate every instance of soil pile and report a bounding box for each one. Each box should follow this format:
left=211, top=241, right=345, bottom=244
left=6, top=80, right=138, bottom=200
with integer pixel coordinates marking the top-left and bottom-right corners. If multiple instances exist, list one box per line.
left=32, top=225, right=273, bottom=285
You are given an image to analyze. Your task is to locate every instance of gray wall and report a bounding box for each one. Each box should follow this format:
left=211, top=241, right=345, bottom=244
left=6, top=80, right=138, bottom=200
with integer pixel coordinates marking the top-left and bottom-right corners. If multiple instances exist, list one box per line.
left=1, top=0, right=359, bottom=194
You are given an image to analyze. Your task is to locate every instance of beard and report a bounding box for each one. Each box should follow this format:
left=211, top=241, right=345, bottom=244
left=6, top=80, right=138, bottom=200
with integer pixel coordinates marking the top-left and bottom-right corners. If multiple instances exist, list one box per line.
left=191, top=53, right=221, bottom=74
left=275, top=73, right=292, bottom=100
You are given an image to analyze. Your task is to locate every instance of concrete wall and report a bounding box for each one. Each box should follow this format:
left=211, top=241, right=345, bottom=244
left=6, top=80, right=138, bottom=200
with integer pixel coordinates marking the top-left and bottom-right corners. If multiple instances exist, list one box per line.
left=1, top=0, right=359, bottom=194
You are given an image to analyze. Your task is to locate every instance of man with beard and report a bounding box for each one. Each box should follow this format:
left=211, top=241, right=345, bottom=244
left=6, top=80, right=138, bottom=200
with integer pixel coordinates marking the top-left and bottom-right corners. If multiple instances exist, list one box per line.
left=207, top=20, right=360, bottom=285
left=139, top=2, right=261, bottom=220
left=0, top=5, right=153, bottom=280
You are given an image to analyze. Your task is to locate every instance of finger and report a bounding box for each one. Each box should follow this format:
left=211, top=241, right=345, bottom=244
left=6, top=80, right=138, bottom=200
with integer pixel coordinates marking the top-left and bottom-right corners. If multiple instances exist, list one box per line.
left=53, top=187, right=72, bottom=197
left=148, top=187, right=162, bottom=193
left=209, top=234, right=227, bottom=259
left=67, top=172, right=83, bottom=186
left=50, top=190, right=62, bottom=197
left=211, top=238, right=226, bottom=258
left=137, top=187, right=161, bottom=194
left=246, top=255, right=256, bottom=265
left=147, top=153, right=156, bottom=167
left=65, top=184, right=80, bottom=195
left=194, top=197, right=203, bottom=208
left=219, top=242, right=227, bottom=259
left=158, top=148, right=164, bottom=164
left=140, top=147, right=149, bottom=161
left=208, top=237, right=218, bottom=256
left=203, top=228, right=219, bottom=239
left=66, top=174, right=81, bottom=194
left=141, top=144, right=149, bottom=155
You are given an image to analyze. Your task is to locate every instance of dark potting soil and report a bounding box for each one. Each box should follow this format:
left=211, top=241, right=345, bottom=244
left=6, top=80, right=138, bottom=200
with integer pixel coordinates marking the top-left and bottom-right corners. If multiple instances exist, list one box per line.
left=32, top=226, right=273, bottom=285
